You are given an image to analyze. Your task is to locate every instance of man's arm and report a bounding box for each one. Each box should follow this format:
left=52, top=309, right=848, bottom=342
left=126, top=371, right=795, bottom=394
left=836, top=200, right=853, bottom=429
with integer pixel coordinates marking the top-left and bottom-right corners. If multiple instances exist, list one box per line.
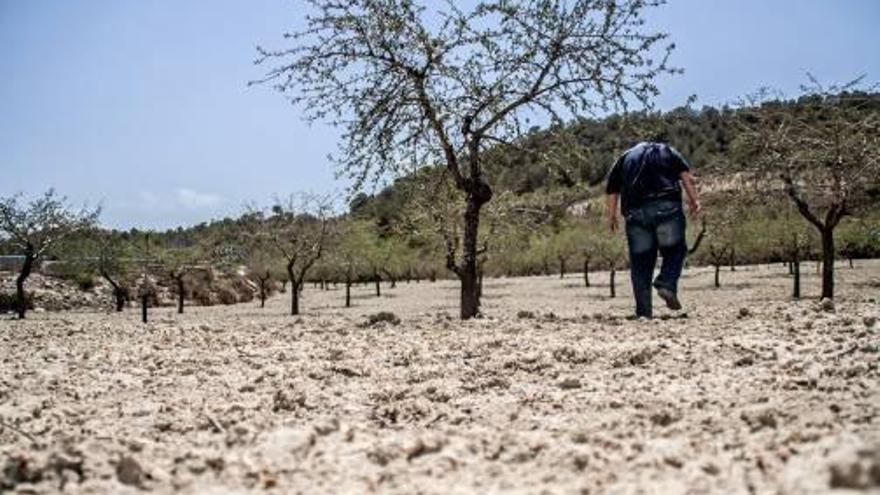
left=680, top=171, right=701, bottom=218
left=606, top=193, right=620, bottom=232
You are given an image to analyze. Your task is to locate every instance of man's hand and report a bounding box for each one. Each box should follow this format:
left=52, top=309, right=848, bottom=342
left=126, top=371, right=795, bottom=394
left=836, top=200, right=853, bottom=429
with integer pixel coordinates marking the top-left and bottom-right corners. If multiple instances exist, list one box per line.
left=606, top=193, right=619, bottom=233
left=688, top=199, right=702, bottom=219
left=680, top=171, right=701, bottom=220
left=608, top=214, right=619, bottom=233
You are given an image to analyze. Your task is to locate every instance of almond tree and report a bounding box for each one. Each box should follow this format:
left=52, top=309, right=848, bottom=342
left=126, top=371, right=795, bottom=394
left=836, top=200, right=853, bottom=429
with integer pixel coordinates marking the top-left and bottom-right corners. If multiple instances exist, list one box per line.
left=254, top=195, right=331, bottom=316
left=84, top=230, right=135, bottom=312
left=735, top=79, right=880, bottom=298
left=160, top=237, right=207, bottom=314
left=0, top=189, right=99, bottom=318
left=334, top=220, right=372, bottom=308
left=132, top=231, right=161, bottom=324
left=255, top=0, right=676, bottom=318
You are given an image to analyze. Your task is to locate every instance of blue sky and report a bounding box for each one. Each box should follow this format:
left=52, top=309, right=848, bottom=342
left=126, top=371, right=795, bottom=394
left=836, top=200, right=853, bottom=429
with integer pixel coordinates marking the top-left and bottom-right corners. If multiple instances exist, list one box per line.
left=1, top=0, right=878, bottom=229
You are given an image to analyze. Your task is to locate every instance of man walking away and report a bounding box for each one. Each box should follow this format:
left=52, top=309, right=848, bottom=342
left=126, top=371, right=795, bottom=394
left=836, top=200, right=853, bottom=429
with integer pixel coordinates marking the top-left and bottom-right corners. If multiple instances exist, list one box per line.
left=605, top=141, right=701, bottom=318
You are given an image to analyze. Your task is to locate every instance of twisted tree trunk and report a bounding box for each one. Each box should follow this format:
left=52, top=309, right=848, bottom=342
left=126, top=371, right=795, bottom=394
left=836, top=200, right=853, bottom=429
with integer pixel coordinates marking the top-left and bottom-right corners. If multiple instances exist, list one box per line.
left=175, top=275, right=185, bottom=314
left=583, top=256, right=590, bottom=287
left=141, top=295, right=148, bottom=323
left=820, top=228, right=835, bottom=299
left=459, top=183, right=491, bottom=319
left=15, top=248, right=35, bottom=319
left=101, top=270, right=126, bottom=312
left=287, top=263, right=299, bottom=315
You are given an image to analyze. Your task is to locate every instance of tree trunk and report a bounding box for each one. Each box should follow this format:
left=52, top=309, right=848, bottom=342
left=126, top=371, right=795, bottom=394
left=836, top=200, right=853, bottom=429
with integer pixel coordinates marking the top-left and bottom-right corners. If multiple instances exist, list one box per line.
left=788, top=261, right=793, bottom=275
left=101, top=271, right=126, bottom=312
left=820, top=228, right=835, bottom=299
left=15, top=250, right=35, bottom=319
left=374, top=272, right=381, bottom=297
left=609, top=265, right=616, bottom=298
left=459, top=188, right=489, bottom=320
left=141, top=295, right=148, bottom=323
left=291, top=281, right=300, bottom=315
left=559, top=257, right=565, bottom=279
left=714, top=264, right=720, bottom=288
left=729, top=247, right=736, bottom=272
left=287, top=264, right=299, bottom=315
left=848, top=257, right=853, bottom=269
left=345, top=275, right=351, bottom=308
left=259, top=279, right=266, bottom=308
left=176, top=276, right=185, bottom=314
left=792, top=258, right=801, bottom=299
left=583, top=258, right=590, bottom=287
left=114, top=289, right=126, bottom=312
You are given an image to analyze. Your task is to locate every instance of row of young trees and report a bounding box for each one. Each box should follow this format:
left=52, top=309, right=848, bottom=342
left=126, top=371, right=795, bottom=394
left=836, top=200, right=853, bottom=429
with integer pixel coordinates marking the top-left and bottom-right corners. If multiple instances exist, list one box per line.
left=0, top=183, right=876, bottom=321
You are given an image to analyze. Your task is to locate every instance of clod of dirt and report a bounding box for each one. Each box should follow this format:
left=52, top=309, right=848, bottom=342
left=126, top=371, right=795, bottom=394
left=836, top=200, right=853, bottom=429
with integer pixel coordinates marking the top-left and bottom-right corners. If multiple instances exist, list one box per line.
left=828, top=444, right=880, bottom=489
left=820, top=298, right=835, bottom=312
left=115, top=456, right=146, bottom=488
left=733, top=355, right=755, bottom=367
left=863, top=315, right=878, bottom=328
left=272, top=388, right=308, bottom=412
left=572, top=453, right=590, bottom=471
left=702, top=463, right=720, bottom=476
left=650, top=410, right=680, bottom=427
left=552, top=346, right=594, bottom=364
left=362, top=312, right=401, bottom=327
left=741, top=408, right=779, bottom=431
left=613, top=347, right=657, bottom=367
left=313, top=417, right=340, bottom=436
left=1, top=454, right=43, bottom=490
left=404, top=435, right=445, bottom=461
left=558, top=377, right=582, bottom=390
left=738, top=307, right=751, bottom=318
left=516, top=310, right=536, bottom=319
left=1, top=453, right=85, bottom=492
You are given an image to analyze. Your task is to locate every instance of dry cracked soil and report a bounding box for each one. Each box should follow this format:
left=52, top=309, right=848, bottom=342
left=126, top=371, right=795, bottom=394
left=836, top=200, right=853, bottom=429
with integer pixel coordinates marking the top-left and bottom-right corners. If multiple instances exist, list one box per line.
left=1, top=261, right=879, bottom=494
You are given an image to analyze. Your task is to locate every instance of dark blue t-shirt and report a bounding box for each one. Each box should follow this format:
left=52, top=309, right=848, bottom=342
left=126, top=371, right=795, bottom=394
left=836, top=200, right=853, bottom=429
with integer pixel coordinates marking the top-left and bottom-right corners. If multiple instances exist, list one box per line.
left=605, top=142, right=690, bottom=214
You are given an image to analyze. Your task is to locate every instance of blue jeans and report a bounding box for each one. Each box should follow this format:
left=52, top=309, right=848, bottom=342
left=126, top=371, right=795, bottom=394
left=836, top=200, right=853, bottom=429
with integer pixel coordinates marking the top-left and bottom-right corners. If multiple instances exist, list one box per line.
left=624, top=200, right=687, bottom=318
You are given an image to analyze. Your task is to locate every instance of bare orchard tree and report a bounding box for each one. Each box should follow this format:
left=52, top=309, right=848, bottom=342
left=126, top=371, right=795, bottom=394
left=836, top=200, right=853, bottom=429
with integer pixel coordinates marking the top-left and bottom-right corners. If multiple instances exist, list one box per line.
left=132, top=231, right=162, bottom=324
left=0, top=189, right=99, bottom=318
left=735, top=78, right=880, bottom=299
left=85, top=230, right=135, bottom=312
left=254, top=0, right=676, bottom=318
left=162, top=244, right=203, bottom=315
left=253, top=195, right=332, bottom=316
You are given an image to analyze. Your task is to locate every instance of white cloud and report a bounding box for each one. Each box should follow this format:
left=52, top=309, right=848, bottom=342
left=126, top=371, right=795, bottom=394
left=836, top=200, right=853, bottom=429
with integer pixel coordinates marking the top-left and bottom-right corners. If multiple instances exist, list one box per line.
left=176, top=188, right=223, bottom=209
left=138, top=191, right=160, bottom=207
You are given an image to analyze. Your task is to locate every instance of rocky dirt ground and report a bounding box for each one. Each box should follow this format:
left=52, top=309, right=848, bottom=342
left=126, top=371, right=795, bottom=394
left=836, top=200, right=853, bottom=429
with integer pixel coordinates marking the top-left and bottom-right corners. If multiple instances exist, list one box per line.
left=1, top=261, right=879, bottom=494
